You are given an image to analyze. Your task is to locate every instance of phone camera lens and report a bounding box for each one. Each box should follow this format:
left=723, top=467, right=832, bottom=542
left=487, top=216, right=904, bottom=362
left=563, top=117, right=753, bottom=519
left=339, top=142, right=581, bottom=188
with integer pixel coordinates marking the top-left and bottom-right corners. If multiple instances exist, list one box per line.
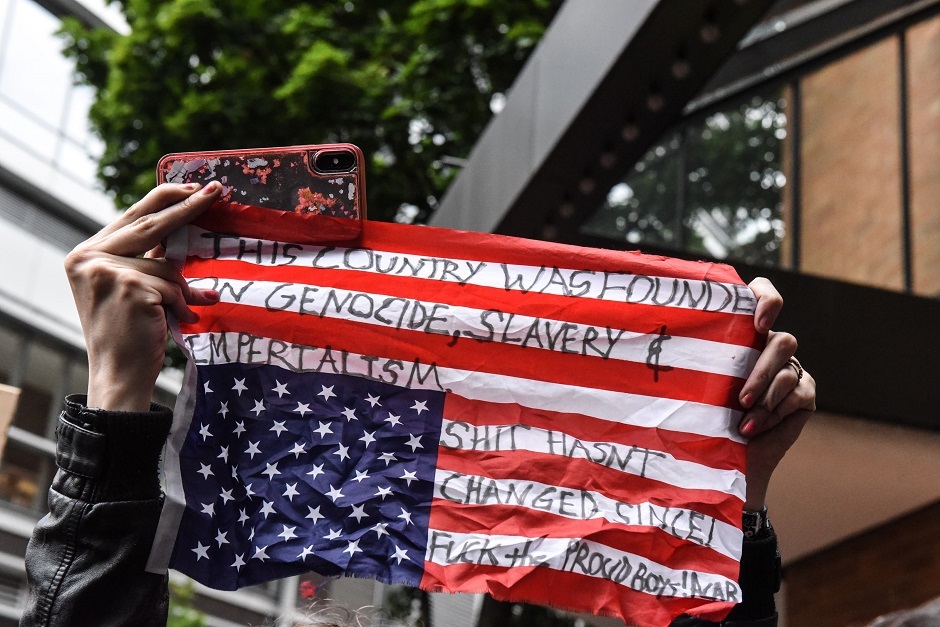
left=313, top=150, right=356, bottom=174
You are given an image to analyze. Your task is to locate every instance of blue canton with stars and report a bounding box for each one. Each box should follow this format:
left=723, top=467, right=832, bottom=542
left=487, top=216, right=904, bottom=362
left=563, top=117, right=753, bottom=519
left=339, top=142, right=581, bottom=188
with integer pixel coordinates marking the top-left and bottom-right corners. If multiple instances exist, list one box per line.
left=169, top=363, right=444, bottom=590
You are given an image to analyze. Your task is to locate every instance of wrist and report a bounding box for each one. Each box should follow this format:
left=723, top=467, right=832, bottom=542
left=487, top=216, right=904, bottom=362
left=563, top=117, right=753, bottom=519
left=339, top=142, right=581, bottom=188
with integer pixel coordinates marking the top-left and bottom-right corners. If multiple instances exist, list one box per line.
left=87, top=372, right=155, bottom=412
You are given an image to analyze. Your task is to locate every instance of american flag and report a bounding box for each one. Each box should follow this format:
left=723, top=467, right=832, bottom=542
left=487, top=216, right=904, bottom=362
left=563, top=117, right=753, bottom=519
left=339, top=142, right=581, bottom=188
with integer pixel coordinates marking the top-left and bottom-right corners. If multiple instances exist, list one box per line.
left=149, top=203, right=761, bottom=627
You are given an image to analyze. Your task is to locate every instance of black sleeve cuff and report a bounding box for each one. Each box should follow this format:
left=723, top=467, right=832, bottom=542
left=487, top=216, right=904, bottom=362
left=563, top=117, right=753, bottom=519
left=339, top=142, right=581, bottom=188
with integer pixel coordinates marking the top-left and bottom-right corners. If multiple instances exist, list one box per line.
left=670, top=529, right=781, bottom=627
left=55, top=394, right=173, bottom=502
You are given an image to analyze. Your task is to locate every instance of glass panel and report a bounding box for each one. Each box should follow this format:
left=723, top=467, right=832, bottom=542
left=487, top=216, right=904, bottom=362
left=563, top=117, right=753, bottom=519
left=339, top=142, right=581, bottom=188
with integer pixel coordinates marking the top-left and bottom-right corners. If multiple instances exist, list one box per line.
left=0, top=0, right=73, bottom=136
left=799, top=37, right=903, bottom=290
left=581, top=132, right=681, bottom=247
left=683, top=89, right=788, bottom=266
left=907, top=16, right=940, bottom=297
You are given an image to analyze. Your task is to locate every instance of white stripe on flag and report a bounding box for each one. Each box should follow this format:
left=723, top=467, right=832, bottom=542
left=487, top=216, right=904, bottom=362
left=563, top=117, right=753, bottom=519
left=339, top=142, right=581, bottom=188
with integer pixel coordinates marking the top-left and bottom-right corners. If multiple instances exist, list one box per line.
left=424, top=529, right=741, bottom=601
left=439, top=420, right=746, bottom=498
left=185, top=226, right=756, bottom=316
left=185, top=276, right=758, bottom=378
left=432, top=469, right=743, bottom=560
left=181, top=331, right=746, bottom=443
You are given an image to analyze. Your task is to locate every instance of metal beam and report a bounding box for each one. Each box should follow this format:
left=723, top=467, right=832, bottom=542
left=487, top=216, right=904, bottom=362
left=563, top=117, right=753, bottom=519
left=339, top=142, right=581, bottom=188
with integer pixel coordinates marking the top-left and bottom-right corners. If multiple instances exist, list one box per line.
left=688, top=0, right=940, bottom=116
left=431, top=0, right=778, bottom=238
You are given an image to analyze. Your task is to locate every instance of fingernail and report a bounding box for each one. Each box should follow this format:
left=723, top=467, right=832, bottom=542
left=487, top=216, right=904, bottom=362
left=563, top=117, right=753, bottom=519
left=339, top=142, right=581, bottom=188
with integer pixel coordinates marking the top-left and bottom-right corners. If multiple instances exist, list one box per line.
left=199, top=181, right=220, bottom=194
left=205, top=289, right=220, bottom=302
left=740, top=419, right=754, bottom=436
left=183, top=183, right=201, bottom=190
left=741, top=393, right=753, bottom=408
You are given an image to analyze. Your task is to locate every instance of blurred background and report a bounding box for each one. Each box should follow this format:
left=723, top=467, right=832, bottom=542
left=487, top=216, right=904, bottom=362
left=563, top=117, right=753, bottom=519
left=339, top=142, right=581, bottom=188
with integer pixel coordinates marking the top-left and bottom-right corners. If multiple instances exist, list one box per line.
left=0, top=0, right=937, bottom=625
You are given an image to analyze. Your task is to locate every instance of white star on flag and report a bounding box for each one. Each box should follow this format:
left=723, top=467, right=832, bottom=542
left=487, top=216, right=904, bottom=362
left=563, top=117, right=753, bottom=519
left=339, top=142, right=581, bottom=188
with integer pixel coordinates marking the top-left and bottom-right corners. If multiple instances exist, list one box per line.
left=307, top=463, right=325, bottom=480
left=359, top=431, right=376, bottom=447
left=405, top=434, right=423, bottom=452
left=192, top=542, right=210, bottom=561
left=313, top=422, right=332, bottom=437
left=378, top=452, right=396, bottom=466
left=220, top=488, right=234, bottom=504
left=231, top=553, right=245, bottom=571
left=341, top=406, right=357, bottom=421
left=398, top=508, right=413, bottom=525
left=294, top=402, right=311, bottom=416
left=270, top=421, right=288, bottom=436
left=385, top=413, right=401, bottom=427
left=251, top=399, right=266, bottom=416
left=245, top=441, right=261, bottom=459
left=392, top=545, right=410, bottom=564
left=252, top=546, right=270, bottom=562
left=411, top=400, right=428, bottom=414
left=298, top=545, right=315, bottom=560
left=262, top=463, right=281, bottom=480
left=334, top=443, right=350, bottom=461
left=215, top=530, right=229, bottom=547
left=399, top=469, right=418, bottom=486
left=325, top=528, right=342, bottom=541
left=365, top=393, right=381, bottom=407
left=259, top=501, right=275, bottom=518
left=272, top=381, right=289, bottom=397
left=305, top=506, right=324, bottom=524
left=317, top=385, right=336, bottom=401
left=197, top=464, right=213, bottom=480
left=372, top=522, right=389, bottom=538
left=349, top=504, right=368, bottom=522
left=232, top=378, right=247, bottom=396
left=374, top=486, right=392, bottom=500
left=326, top=485, right=344, bottom=502
left=232, top=421, right=245, bottom=437
left=343, top=540, right=363, bottom=557
left=283, top=483, right=299, bottom=501
left=218, top=402, right=229, bottom=418
left=289, top=442, right=306, bottom=458
left=199, top=424, right=212, bottom=441
left=203, top=381, right=213, bottom=394
left=200, top=502, right=215, bottom=516
left=278, top=525, right=297, bottom=542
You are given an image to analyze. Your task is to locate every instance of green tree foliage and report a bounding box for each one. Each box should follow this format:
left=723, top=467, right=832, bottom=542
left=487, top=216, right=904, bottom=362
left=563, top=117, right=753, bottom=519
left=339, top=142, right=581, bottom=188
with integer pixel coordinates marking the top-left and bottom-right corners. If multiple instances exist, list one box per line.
left=168, top=580, right=206, bottom=627
left=583, top=91, right=788, bottom=266
left=59, top=0, right=561, bottom=221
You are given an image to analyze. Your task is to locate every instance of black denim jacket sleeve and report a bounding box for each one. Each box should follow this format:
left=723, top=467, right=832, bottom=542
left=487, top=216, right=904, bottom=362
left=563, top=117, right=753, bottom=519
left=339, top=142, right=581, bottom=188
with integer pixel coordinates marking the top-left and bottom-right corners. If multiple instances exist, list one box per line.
left=21, top=395, right=173, bottom=627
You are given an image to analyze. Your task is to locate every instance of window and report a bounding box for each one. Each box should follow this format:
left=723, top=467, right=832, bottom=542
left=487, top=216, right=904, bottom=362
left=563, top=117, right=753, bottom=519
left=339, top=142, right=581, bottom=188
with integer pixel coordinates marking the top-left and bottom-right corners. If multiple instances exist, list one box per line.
left=582, top=88, right=789, bottom=268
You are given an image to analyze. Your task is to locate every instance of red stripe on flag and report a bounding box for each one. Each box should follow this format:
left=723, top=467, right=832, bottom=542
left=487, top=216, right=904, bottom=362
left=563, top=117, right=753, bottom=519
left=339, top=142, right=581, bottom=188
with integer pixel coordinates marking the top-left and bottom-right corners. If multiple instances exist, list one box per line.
left=183, top=256, right=762, bottom=349
left=420, top=561, right=736, bottom=626
left=428, top=500, right=740, bottom=578
left=443, top=395, right=746, bottom=472
left=181, top=303, right=745, bottom=409
left=435, top=447, right=742, bottom=527
left=194, top=205, right=746, bottom=285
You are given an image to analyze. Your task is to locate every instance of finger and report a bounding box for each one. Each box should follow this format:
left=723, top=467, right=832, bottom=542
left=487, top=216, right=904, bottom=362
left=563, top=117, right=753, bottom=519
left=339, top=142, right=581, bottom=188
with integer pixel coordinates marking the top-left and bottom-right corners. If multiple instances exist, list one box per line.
left=774, top=371, right=817, bottom=417
left=740, top=331, right=797, bottom=407
left=119, top=256, right=220, bottom=306
left=136, top=273, right=200, bottom=324
left=89, top=183, right=203, bottom=244
left=739, top=405, right=776, bottom=438
left=757, top=365, right=800, bottom=414
left=748, top=277, right=783, bottom=334
left=97, top=182, right=222, bottom=257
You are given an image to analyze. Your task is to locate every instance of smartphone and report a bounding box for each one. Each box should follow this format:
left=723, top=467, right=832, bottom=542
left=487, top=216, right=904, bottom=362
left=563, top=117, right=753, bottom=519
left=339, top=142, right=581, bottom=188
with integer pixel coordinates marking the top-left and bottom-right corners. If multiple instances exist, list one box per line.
left=156, top=143, right=366, bottom=220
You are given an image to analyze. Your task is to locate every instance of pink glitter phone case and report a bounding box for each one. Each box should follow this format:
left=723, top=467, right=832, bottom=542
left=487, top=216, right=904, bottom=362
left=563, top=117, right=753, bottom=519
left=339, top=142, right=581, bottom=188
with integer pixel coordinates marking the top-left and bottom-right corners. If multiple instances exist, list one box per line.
left=157, top=144, right=366, bottom=220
